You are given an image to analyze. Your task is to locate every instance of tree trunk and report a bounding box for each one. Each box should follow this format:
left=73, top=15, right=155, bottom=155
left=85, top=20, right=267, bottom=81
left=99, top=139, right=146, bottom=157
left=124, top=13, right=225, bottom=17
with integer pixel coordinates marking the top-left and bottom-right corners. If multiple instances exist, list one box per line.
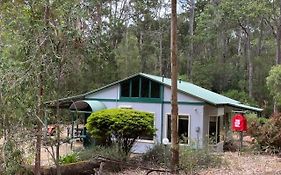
left=170, top=0, right=179, bottom=173
left=257, top=19, right=264, bottom=56
left=187, top=0, right=195, bottom=81
left=277, top=2, right=281, bottom=65
left=140, top=31, right=146, bottom=72
left=276, top=26, right=281, bottom=64
left=237, top=29, right=242, bottom=56
left=55, top=91, right=61, bottom=175
left=245, top=19, right=253, bottom=98
left=34, top=59, right=44, bottom=175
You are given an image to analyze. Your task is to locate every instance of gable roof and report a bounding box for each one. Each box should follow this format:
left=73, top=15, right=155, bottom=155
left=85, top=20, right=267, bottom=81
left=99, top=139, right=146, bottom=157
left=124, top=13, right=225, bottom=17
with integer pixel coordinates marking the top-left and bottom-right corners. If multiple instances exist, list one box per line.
left=140, top=73, right=239, bottom=105
left=45, top=73, right=262, bottom=112
left=138, top=73, right=262, bottom=112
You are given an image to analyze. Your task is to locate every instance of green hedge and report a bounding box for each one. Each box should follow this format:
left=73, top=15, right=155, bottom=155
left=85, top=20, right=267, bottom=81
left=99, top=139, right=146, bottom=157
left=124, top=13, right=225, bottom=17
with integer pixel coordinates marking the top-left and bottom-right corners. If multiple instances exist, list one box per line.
left=86, top=108, right=155, bottom=155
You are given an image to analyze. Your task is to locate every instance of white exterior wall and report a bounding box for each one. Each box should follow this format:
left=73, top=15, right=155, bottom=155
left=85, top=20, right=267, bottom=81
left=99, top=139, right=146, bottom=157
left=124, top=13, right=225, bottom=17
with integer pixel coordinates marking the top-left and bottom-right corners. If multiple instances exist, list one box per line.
left=86, top=84, right=120, bottom=100
left=162, top=104, right=204, bottom=148
left=85, top=100, right=162, bottom=153
left=203, top=105, right=231, bottom=145
left=85, top=83, right=206, bottom=152
left=163, top=86, right=201, bottom=102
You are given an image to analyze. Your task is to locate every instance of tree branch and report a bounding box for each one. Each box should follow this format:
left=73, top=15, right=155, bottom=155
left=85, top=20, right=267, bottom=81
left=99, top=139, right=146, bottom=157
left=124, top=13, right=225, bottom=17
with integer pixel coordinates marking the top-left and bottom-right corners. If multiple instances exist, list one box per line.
left=265, top=17, right=277, bottom=38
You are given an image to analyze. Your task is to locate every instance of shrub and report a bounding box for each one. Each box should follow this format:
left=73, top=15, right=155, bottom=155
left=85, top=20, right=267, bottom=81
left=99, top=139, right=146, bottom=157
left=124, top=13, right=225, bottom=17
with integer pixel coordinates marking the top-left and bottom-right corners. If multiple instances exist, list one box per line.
left=179, top=147, right=222, bottom=174
left=142, top=144, right=222, bottom=173
left=142, top=144, right=171, bottom=166
left=267, top=65, right=281, bottom=105
left=78, top=144, right=127, bottom=161
left=77, top=145, right=127, bottom=172
left=59, top=152, right=80, bottom=164
left=1, top=140, right=30, bottom=175
left=246, top=114, right=268, bottom=136
left=86, top=108, right=155, bottom=155
left=249, top=114, right=281, bottom=153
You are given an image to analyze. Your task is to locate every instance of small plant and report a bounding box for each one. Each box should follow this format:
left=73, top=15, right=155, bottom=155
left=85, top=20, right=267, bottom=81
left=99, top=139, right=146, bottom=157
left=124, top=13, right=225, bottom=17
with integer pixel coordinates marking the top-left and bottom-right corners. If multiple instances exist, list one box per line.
left=0, top=140, right=33, bottom=175
left=77, top=145, right=127, bottom=172
left=78, top=144, right=127, bottom=161
left=142, top=144, right=171, bottom=166
left=142, top=144, right=223, bottom=173
left=179, top=147, right=222, bottom=173
left=59, top=152, right=80, bottom=164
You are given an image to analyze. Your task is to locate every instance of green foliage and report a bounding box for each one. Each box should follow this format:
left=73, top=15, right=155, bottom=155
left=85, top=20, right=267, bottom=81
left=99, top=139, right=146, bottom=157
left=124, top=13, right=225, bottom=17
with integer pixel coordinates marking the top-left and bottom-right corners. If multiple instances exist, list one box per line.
left=179, top=147, right=222, bottom=174
left=78, top=145, right=127, bottom=161
left=86, top=108, right=155, bottom=155
left=223, top=90, right=256, bottom=105
left=249, top=113, right=281, bottom=153
left=142, top=144, right=171, bottom=166
left=1, top=140, right=28, bottom=175
left=142, top=144, right=222, bottom=173
left=115, top=32, right=141, bottom=78
left=0, top=0, right=280, bottom=169
left=59, top=152, right=80, bottom=165
left=246, top=114, right=267, bottom=138
left=267, top=65, right=281, bottom=105
left=77, top=145, right=127, bottom=172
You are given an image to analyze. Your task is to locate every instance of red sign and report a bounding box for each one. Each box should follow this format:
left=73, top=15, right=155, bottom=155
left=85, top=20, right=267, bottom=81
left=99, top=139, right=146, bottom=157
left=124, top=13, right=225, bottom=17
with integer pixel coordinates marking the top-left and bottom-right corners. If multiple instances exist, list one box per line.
left=232, top=113, right=247, bottom=131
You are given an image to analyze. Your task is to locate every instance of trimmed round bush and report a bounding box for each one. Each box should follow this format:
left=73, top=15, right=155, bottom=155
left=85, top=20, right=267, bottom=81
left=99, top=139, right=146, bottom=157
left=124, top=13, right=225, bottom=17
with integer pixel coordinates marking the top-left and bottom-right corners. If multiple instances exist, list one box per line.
left=86, top=108, right=155, bottom=155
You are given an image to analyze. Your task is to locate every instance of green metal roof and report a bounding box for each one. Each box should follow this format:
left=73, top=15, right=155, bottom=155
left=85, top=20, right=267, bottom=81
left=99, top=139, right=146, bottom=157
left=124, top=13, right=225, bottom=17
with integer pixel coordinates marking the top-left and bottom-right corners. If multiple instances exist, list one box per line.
left=69, top=100, right=106, bottom=112
left=139, top=73, right=262, bottom=112
left=45, top=72, right=263, bottom=112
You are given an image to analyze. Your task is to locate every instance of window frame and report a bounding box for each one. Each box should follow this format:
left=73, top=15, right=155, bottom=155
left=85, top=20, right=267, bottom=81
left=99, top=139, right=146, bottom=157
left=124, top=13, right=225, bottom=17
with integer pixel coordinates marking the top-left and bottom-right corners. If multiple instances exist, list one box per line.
left=208, top=116, right=221, bottom=145
left=136, top=112, right=156, bottom=143
left=119, top=77, right=161, bottom=100
left=164, top=113, right=191, bottom=145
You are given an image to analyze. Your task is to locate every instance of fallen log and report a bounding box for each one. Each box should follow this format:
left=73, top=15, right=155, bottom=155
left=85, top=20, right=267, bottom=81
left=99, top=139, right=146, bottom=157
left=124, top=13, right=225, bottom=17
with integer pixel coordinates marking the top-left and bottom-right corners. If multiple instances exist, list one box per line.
left=26, top=160, right=102, bottom=175
left=25, top=156, right=171, bottom=175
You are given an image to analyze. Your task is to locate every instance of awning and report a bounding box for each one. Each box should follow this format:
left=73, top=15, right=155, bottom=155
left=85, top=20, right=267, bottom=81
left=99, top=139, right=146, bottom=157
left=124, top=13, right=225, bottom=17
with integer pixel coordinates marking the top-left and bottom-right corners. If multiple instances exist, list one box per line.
left=69, top=100, right=106, bottom=112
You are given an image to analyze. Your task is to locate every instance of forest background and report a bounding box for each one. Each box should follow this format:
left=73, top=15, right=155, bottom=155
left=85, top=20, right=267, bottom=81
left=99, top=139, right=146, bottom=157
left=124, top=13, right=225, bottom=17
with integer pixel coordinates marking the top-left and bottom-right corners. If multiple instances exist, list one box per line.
left=0, top=0, right=281, bottom=170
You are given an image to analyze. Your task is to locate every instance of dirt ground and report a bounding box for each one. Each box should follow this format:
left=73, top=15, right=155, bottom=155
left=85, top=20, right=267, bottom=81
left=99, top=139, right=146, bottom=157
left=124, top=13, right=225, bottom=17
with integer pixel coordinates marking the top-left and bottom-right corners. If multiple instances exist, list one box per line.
left=2, top=128, right=281, bottom=174
left=41, top=125, right=84, bottom=166
left=110, top=152, right=281, bottom=175
left=41, top=141, right=83, bottom=166
left=36, top=130, right=281, bottom=174
left=200, top=152, right=281, bottom=175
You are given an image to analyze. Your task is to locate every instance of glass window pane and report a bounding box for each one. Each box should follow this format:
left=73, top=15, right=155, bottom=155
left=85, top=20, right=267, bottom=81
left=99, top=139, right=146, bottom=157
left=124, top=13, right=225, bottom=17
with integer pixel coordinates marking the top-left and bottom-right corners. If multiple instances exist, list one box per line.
left=209, top=116, right=219, bottom=144
left=167, top=115, right=189, bottom=144
left=151, top=81, right=160, bottom=98
left=120, top=80, right=130, bottom=97
left=131, top=77, right=140, bottom=97
left=141, top=78, right=149, bottom=97
left=179, top=117, right=189, bottom=144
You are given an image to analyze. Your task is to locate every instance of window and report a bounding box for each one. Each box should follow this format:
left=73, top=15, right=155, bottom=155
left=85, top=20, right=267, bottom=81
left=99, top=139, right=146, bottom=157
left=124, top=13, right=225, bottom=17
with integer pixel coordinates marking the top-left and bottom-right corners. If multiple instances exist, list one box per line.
left=131, top=77, right=140, bottom=97
left=120, top=80, right=130, bottom=97
left=139, top=132, right=154, bottom=140
left=167, top=114, right=189, bottom=144
left=151, top=81, right=160, bottom=98
left=141, top=78, right=149, bottom=97
left=120, top=76, right=161, bottom=99
left=209, top=116, right=220, bottom=144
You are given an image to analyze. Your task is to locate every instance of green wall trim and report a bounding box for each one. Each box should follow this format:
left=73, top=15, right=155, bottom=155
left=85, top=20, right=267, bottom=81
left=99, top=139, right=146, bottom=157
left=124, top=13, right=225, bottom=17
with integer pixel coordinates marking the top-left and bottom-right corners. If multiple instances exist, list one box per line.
left=160, top=84, right=164, bottom=143
left=163, top=101, right=205, bottom=105
left=119, top=97, right=161, bottom=103
left=84, top=97, right=205, bottom=105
